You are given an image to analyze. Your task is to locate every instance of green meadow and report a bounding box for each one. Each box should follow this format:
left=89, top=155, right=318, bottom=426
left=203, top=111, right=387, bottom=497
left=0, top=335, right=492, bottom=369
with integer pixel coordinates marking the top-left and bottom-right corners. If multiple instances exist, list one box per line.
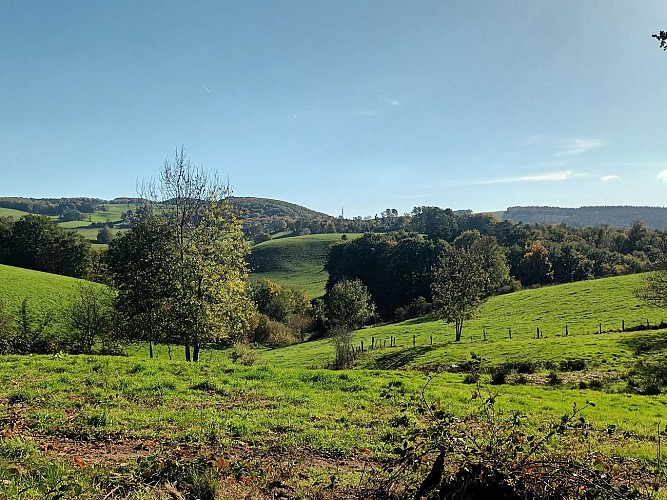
left=0, top=207, right=30, bottom=218
left=259, top=273, right=659, bottom=368
left=0, top=264, right=97, bottom=313
left=2, top=263, right=667, bottom=496
left=248, top=233, right=362, bottom=297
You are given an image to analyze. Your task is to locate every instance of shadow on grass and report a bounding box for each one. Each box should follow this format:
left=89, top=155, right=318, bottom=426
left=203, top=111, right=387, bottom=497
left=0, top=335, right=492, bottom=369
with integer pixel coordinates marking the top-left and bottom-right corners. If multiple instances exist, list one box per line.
left=370, top=345, right=438, bottom=370
left=399, top=315, right=439, bottom=326
left=619, top=330, right=667, bottom=355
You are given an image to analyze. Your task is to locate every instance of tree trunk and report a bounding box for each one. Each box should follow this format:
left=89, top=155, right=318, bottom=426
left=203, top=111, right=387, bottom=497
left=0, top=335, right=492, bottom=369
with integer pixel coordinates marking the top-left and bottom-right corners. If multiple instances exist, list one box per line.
left=185, top=336, right=191, bottom=362
left=193, top=342, right=199, bottom=362
left=455, top=319, right=463, bottom=342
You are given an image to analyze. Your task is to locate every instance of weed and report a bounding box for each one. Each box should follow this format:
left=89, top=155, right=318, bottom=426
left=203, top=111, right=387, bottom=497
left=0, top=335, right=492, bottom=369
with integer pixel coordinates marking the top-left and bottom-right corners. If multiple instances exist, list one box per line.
left=547, top=371, right=561, bottom=385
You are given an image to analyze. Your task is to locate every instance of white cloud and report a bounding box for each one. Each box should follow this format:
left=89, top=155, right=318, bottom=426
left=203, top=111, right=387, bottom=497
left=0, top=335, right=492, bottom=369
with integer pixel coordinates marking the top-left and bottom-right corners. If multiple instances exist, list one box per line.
left=437, top=170, right=587, bottom=188
left=657, top=170, right=667, bottom=181
left=600, top=175, right=621, bottom=181
left=556, top=138, right=607, bottom=157
left=513, top=170, right=579, bottom=182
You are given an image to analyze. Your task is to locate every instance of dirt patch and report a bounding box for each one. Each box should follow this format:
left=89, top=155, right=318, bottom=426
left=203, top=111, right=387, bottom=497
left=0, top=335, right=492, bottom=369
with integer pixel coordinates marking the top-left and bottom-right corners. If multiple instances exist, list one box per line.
left=39, top=436, right=157, bottom=467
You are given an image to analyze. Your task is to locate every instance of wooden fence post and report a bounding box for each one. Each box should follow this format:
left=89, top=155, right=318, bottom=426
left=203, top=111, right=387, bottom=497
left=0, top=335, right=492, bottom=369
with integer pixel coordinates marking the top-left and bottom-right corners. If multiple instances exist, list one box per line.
left=536, top=326, right=540, bottom=339
left=413, top=335, right=416, bottom=348
left=565, top=324, right=568, bottom=336
left=599, top=323, right=602, bottom=334
left=371, top=337, right=374, bottom=350
left=430, top=335, right=433, bottom=346
left=508, top=328, right=512, bottom=339
left=361, top=341, right=364, bottom=352
left=622, top=320, right=625, bottom=332
left=483, top=330, right=486, bottom=341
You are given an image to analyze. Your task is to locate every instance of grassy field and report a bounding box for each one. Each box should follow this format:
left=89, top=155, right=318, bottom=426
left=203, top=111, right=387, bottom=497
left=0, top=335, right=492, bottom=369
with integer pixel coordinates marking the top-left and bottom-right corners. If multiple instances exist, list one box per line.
left=248, top=233, right=362, bottom=297
left=1, top=350, right=666, bottom=498
left=260, top=273, right=658, bottom=368
left=2, top=265, right=667, bottom=496
left=0, top=207, right=30, bottom=218
left=0, top=264, right=98, bottom=313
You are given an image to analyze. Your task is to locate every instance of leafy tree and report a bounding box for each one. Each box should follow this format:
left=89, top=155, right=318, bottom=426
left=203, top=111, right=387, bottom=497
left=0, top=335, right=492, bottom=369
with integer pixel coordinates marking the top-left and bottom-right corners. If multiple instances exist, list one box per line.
left=325, top=279, right=375, bottom=332
left=106, top=207, right=176, bottom=358
left=96, top=226, right=114, bottom=244
left=410, top=206, right=459, bottom=241
left=453, top=230, right=512, bottom=294
left=151, top=148, right=254, bottom=361
left=253, top=231, right=271, bottom=244
left=515, top=241, right=554, bottom=286
left=66, top=283, right=115, bottom=354
left=431, top=246, right=488, bottom=342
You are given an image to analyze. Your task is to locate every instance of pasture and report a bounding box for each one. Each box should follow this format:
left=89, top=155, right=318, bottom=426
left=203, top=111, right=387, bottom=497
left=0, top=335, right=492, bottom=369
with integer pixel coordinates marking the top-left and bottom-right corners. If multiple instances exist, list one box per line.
left=1, top=350, right=667, bottom=498
left=2, top=266, right=667, bottom=497
left=248, top=233, right=362, bottom=297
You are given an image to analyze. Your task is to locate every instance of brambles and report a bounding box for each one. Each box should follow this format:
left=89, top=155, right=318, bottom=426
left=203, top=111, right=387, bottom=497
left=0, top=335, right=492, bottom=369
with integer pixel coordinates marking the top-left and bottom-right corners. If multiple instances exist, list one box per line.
left=379, top=378, right=658, bottom=499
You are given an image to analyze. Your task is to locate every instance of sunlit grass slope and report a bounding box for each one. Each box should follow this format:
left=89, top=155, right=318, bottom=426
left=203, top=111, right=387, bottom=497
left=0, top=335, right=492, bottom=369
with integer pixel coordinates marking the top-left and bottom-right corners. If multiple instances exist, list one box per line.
left=248, top=233, right=362, bottom=297
left=0, top=264, right=101, bottom=315
left=0, top=207, right=30, bottom=218
left=260, top=273, right=660, bottom=369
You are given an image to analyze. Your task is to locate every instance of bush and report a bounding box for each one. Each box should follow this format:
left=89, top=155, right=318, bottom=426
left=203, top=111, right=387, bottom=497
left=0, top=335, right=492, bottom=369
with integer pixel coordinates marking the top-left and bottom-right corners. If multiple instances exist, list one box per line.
left=381, top=383, right=653, bottom=499
left=490, top=368, right=507, bottom=385
left=330, top=329, right=358, bottom=369
left=559, top=358, right=587, bottom=371
left=253, top=232, right=271, bottom=244
left=250, top=314, right=296, bottom=347
left=547, top=371, right=561, bottom=385
left=229, top=344, right=257, bottom=366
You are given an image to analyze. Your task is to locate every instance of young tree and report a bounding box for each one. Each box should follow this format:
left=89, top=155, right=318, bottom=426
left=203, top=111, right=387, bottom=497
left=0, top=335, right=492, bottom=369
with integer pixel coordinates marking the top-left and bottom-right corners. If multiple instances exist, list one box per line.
left=431, top=246, right=489, bottom=342
left=96, top=226, right=114, bottom=244
left=325, top=279, right=375, bottom=332
left=142, top=148, right=254, bottom=361
left=66, top=283, right=115, bottom=354
left=106, top=207, right=176, bottom=358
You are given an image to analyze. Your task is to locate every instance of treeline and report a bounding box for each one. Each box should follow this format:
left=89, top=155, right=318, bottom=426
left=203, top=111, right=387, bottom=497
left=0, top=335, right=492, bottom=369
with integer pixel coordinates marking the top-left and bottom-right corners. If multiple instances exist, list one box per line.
left=0, top=215, right=92, bottom=278
left=504, top=205, right=667, bottom=230
left=324, top=207, right=665, bottom=322
left=0, top=196, right=107, bottom=216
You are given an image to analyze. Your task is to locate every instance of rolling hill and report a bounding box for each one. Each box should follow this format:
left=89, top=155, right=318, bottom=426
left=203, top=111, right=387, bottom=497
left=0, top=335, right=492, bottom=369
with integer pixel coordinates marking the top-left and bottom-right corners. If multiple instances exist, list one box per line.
left=259, top=272, right=659, bottom=369
left=0, top=264, right=104, bottom=330
left=247, top=233, right=362, bottom=297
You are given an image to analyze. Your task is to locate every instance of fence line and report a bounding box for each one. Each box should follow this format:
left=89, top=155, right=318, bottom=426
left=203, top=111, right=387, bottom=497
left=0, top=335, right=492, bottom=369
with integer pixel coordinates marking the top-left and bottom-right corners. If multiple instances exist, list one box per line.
left=353, top=317, right=667, bottom=352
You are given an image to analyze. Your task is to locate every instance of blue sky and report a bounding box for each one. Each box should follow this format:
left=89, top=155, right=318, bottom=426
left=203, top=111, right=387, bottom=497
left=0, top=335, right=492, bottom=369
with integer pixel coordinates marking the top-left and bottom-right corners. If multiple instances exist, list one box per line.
left=2, top=1, right=667, bottom=216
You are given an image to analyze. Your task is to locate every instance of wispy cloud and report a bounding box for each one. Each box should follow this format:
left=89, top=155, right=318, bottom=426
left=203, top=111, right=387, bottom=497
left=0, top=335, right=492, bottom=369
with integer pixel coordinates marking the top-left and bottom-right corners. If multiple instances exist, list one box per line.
left=438, top=170, right=588, bottom=188
left=657, top=170, right=667, bottom=181
left=600, top=175, right=621, bottom=181
left=556, top=138, right=607, bottom=157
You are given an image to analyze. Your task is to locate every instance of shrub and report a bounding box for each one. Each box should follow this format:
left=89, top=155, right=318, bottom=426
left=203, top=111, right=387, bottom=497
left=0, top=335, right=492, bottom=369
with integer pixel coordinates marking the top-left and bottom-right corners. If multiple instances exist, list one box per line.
left=490, top=368, right=507, bottom=385
left=229, top=344, right=258, bottom=366
left=381, top=381, right=653, bottom=499
left=559, top=358, right=587, bottom=371
left=330, top=329, right=358, bottom=369
left=251, top=314, right=296, bottom=347
left=547, top=371, right=561, bottom=385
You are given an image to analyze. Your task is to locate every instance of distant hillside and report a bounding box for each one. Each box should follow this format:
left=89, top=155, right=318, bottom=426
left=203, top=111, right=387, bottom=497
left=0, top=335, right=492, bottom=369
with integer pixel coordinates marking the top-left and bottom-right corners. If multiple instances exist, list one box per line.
left=502, top=206, right=667, bottom=229
left=231, top=197, right=328, bottom=220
